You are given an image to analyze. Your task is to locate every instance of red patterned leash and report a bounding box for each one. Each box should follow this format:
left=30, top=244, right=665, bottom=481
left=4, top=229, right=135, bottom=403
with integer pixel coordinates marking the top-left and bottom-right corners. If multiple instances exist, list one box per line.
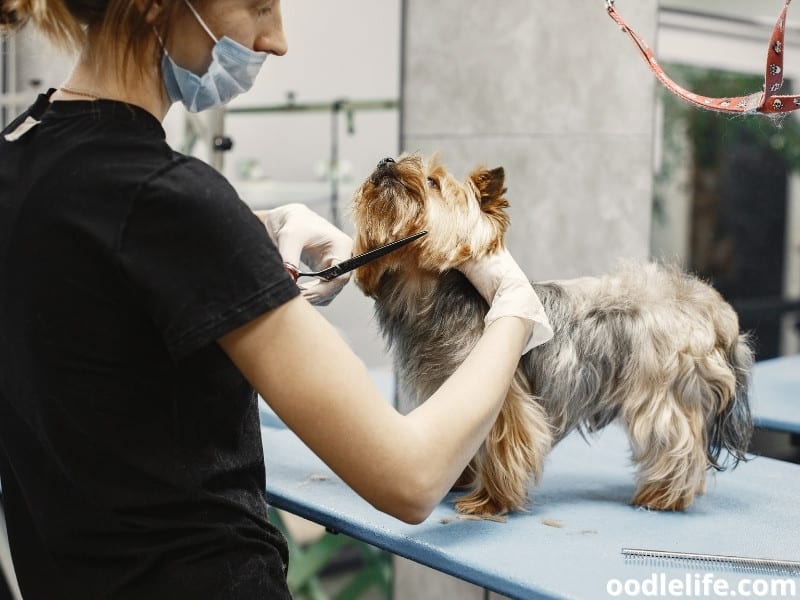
left=606, top=0, right=800, bottom=116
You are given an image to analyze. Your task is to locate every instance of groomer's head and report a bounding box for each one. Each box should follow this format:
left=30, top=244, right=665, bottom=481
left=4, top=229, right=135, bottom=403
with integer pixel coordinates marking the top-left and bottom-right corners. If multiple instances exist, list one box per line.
left=0, top=1, right=197, bottom=71
left=0, top=1, right=286, bottom=103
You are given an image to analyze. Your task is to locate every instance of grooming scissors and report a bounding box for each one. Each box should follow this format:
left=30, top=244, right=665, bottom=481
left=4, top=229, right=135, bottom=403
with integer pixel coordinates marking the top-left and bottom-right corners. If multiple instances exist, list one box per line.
left=284, top=230, right=428, bottom=282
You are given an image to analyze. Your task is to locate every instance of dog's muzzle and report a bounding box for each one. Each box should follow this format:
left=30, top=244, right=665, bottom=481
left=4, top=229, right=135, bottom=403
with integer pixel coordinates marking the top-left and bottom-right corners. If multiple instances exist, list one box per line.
left=370, top=157, right=398, bottom=185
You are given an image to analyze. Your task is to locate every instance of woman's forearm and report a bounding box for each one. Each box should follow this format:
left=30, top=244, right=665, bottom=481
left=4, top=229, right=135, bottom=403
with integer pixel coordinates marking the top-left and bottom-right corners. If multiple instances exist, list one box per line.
left=219, top=297, right=530, bottom=523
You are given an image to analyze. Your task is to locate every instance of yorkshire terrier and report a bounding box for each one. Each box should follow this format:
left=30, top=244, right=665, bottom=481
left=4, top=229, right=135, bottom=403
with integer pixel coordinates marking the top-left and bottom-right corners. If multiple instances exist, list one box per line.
left=350, top=154, right=754, bottom=517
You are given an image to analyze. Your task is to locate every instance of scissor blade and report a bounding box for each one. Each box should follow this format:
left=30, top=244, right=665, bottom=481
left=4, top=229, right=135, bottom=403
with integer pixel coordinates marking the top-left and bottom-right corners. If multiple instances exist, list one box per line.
left=312, top=230, right=427, bottom=280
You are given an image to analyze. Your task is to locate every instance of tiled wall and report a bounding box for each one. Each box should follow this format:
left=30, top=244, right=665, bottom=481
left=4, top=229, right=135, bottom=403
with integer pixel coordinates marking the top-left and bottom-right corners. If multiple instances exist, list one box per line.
left=401, top=0, right=658, bottom=280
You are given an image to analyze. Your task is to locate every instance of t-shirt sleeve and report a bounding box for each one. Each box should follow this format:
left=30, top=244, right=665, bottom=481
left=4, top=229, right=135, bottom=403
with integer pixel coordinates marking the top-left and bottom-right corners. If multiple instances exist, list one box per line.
left=119, top=156, right=300, bottom=360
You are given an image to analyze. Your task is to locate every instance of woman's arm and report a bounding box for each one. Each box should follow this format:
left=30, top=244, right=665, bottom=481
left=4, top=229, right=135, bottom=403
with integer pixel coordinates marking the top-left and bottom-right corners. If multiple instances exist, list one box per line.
left=218, top=295, right=531, bottom=524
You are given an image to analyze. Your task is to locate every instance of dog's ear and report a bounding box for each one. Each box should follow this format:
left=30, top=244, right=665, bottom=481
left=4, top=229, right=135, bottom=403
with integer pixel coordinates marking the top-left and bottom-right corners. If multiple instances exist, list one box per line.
left=469, top=166, right=509, bottom=213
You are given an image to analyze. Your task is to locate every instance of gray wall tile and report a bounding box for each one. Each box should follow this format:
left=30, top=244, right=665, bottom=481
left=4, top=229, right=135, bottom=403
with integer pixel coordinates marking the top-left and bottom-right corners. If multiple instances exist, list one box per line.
left=402, top=0, right=658, bottom=278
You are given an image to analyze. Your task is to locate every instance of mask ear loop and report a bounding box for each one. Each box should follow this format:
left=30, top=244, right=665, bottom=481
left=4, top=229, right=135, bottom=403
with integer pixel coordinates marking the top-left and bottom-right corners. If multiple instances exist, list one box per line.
left=182, top=0, right=220, bottom=44
left=153, top=27, right=168, bottom=54
left=153, top=0, right=218, bottom=59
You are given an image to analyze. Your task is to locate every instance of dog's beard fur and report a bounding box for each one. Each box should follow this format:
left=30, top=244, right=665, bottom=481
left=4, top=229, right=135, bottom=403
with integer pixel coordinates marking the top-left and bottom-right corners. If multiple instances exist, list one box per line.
left=351, top=154, right=754, bottom=517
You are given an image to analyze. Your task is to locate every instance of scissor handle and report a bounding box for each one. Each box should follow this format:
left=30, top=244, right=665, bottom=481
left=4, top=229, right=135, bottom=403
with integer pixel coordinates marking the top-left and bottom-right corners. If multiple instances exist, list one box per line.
left=284, top=262, right=300, bottom=282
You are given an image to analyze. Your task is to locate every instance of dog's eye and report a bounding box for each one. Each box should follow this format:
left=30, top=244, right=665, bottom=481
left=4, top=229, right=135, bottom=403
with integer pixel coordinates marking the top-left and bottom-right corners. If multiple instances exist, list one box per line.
left=426, top=177, right=440, bottom=190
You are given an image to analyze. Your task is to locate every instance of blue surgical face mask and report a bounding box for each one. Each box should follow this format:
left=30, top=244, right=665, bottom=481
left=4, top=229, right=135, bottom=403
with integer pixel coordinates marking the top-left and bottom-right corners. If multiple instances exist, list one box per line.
left=160, top=0, right=267, bottom=113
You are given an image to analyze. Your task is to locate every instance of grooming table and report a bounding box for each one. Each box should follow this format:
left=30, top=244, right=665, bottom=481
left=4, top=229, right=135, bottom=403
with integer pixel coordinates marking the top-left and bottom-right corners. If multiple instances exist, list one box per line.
left=750, top=355, right=800, bottom=434
left=260, top=379, right=800, bottom=599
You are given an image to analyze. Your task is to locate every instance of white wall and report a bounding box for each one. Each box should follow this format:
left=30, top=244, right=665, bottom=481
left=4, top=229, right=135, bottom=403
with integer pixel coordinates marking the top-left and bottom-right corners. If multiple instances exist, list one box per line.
left=166, top=0, right=402, bottom=199
left=661, top=0, right=798, bottom=26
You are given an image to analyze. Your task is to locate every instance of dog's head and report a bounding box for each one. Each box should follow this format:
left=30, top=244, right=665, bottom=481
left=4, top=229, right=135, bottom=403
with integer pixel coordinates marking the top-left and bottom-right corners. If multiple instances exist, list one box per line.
left=350, top=154, right=510, bottom=298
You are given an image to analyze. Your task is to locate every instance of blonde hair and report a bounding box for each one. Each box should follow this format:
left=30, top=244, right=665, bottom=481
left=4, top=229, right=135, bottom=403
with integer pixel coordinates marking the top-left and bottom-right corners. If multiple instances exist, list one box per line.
left=0, top=0, right=193, bottom=73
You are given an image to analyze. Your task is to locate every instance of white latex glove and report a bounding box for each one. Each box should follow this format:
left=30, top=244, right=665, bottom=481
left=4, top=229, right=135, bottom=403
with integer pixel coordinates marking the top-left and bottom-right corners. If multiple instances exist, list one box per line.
left=257, top=203, right=354, bottom=306
left=457, top=248, right=554, bottom=355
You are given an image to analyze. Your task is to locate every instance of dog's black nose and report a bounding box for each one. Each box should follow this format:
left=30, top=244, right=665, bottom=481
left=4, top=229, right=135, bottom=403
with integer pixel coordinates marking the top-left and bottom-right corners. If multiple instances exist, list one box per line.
left=371, top=156, right=398, bottom=185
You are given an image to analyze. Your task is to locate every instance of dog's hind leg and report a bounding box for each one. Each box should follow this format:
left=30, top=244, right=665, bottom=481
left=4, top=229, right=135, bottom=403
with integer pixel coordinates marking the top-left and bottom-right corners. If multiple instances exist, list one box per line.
left=624, top=387, right=709, bottom=511
left=626, top=325, right=746, bottom=511
left=455, top=374, right=553, bottom=516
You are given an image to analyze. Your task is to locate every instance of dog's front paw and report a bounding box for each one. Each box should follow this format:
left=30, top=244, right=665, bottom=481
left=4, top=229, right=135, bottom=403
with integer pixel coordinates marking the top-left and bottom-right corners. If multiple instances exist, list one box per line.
left=454, top=488, right=518, bottom=518
left=452, top=464, right=477, bottom=490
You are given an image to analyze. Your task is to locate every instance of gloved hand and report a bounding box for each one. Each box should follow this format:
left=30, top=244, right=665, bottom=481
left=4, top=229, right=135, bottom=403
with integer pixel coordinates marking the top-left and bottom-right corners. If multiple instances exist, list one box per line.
left=457, top=248, right=553, bottom=355
left=257, top=203, right=353, bottom=306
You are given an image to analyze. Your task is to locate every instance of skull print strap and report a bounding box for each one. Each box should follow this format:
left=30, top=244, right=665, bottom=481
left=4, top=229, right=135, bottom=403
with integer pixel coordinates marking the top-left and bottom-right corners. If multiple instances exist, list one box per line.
left=606, top=0, right=800, bottom=117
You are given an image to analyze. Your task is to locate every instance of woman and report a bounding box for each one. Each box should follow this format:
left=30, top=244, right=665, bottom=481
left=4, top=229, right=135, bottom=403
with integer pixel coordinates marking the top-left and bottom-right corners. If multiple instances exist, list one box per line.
left=0, top=1, right=552, bottom=598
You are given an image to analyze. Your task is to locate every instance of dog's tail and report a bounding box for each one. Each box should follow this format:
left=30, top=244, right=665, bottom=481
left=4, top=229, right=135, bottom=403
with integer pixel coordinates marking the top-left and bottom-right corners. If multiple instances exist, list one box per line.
left=706, top=332, right=754, bottom=471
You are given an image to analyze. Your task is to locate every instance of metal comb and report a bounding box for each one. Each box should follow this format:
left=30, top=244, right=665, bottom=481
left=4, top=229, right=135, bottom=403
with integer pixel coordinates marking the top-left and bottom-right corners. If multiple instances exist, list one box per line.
left=622, top=548, right=800, bottom=576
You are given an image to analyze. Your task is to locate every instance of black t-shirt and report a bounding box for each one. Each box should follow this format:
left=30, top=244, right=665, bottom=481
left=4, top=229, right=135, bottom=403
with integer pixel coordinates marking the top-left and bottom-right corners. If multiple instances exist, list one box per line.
left=0, top=92, right=300, bottom=599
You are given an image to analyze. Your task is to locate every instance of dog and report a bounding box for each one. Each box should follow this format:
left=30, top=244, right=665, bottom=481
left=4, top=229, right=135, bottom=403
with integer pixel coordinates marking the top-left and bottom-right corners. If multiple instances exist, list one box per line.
left=350, top=154, right=754, bottom=517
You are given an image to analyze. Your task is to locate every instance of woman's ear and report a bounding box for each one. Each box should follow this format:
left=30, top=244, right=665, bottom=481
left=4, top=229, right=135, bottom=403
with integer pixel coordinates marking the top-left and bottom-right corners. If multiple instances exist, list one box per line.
left=135, top=0, right=166, bottom=25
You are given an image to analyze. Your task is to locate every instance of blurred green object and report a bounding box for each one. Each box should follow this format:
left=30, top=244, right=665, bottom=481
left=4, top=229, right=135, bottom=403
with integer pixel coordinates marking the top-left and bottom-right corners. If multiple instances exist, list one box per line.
left=659, top=64, right=800, bottom=171
left=268, top=508, right=393, bottom=600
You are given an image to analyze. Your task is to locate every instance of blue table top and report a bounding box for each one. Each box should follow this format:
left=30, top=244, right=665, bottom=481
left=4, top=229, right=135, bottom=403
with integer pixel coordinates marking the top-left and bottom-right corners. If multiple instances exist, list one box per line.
left=261, top=416, right=800, bottom=599
left=751, top=355, right=800, bottom=434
